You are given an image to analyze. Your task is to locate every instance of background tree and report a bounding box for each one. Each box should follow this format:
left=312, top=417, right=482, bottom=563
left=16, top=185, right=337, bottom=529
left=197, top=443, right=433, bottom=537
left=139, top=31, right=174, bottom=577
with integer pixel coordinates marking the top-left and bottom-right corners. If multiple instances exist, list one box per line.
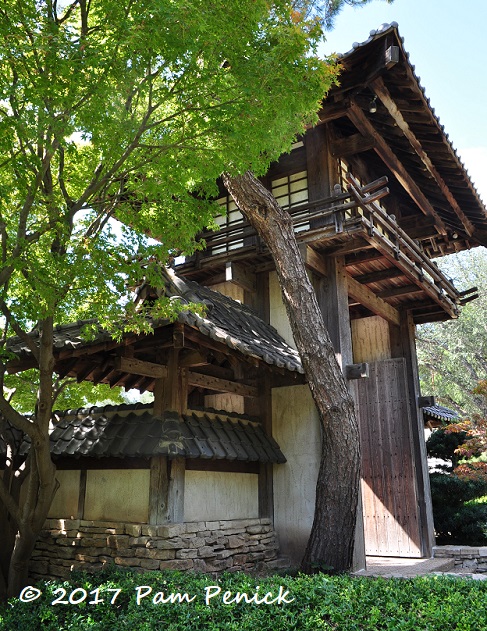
left=417, top=248, right=487, bottom=417
left=427, top=389, right=487, bottom=544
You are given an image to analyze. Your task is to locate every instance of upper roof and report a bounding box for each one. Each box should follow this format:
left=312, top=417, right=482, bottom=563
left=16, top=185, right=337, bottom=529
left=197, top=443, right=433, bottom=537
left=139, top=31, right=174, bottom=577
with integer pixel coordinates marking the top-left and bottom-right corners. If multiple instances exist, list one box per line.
left=324, top=22, right=487, bottom=252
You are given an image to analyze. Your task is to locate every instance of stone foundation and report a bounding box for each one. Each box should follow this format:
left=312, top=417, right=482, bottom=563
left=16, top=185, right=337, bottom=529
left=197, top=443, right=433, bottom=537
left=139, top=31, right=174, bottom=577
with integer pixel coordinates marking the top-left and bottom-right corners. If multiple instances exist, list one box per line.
left=30, top=518, right=284, bottom=582
left=433, top=545, right=487, bottom=572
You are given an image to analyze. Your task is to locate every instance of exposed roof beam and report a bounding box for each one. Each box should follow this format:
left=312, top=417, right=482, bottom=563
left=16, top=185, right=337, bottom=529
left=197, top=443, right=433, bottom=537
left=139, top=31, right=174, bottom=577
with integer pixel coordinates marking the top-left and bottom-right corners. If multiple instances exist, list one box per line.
left=316, top=101, right=350, bottom=124
left=330, top=132, right=376, bottom=158
left=346, top=100, right=448, bottom=235
left=377, top=284, right=424, bottom=299
left=347, top=274, right=400, bottom=326
left=353, top=267, right=405, bottom=284
left=187, top=371, right=258, bottom=398
left=371, top=77, right=475, bottom=237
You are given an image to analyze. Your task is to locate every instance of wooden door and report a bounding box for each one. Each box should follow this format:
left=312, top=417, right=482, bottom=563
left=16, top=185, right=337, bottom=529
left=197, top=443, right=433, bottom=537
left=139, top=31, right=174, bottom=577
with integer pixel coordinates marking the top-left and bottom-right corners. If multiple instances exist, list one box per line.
left=355, top=358, right=423, bottom=557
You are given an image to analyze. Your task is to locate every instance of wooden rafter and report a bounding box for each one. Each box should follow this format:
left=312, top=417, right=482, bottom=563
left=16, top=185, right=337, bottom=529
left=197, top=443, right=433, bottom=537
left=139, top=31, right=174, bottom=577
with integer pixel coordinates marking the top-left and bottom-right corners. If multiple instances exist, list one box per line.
left=371, top=77, right=475, bottom=237
left=347, top=274, right=400, bottom=325
left=346, top=101, right=448, bottom=235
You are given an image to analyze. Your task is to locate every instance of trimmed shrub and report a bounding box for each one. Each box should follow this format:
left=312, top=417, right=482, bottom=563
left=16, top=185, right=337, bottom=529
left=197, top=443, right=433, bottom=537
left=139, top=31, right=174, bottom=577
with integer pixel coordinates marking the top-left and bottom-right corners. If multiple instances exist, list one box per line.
left=3, top=570, right=487, bottom=630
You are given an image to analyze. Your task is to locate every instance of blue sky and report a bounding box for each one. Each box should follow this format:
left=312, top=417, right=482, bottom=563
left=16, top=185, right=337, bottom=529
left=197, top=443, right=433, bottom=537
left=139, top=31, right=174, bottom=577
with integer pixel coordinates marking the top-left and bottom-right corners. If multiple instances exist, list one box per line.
left=319, top=0, right=487, bottom=201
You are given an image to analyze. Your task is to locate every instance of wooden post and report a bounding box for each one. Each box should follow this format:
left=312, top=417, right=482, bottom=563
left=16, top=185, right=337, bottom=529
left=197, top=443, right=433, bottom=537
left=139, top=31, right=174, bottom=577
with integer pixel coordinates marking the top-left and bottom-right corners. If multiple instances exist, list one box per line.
left=305, top=125, right=334, bottom=228
left=149, top=333, right=187, bottom=524
left=312, top=255, right=366, bottom=571
left=258, top=375, right=274, bottom=520
left=77, top=470, right=87, bottom=520
left=149, top=456, right=169, bottom=525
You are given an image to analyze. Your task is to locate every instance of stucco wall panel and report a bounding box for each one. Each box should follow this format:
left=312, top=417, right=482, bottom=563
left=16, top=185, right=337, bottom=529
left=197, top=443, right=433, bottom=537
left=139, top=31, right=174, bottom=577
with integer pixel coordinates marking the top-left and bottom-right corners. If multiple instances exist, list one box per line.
left=84, top=470, right=149, bottom=523
left=184, top=471, right=258, bottom=522
left=272, top=385, right=321, bottom=564
left=48, top=470, right=80, bottom=519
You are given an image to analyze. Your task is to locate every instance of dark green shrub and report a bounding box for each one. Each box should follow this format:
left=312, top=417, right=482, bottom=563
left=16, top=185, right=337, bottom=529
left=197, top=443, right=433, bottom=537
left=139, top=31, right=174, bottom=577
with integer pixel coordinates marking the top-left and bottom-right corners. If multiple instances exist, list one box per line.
left=427, top=429, right=468, bottom=470
left=430, top=471, right=487, bottom=507
left=430, top=472, right=487, bottom=544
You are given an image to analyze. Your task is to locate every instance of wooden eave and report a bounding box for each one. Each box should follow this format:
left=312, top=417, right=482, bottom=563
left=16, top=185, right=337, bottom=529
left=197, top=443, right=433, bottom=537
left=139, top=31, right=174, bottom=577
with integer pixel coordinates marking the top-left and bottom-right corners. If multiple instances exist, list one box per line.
left=9, top=321, right=304, bottom=396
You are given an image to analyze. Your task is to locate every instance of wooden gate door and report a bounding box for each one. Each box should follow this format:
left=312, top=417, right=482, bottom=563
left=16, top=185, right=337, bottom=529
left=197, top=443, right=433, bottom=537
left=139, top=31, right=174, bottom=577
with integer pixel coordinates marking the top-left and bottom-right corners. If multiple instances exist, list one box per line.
left=355, top=358, right=423, bottom=557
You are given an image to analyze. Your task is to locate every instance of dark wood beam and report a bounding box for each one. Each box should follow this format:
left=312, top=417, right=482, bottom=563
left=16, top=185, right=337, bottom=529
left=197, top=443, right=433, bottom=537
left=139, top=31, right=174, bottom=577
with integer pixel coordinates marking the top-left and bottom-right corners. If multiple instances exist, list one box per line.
left=371, top=77, right=475, bottom=237
left=178, top=350, right=209, bottom=367
left=316, top=101, right=349, bottom=124
left=330, top=133, right=375, bottom=158
left=224, top=261, right=256, bottom=293
left=113, top=356, right=167, bottom=379
left=353, top=267, right=405, bottom=284
left=377, top=284, right=424, bottom=299
left=347, top=101, right=448, bottom=235
left=299, top=244, right=327, bottom=277
left=187, top=371, right=258, bottom=398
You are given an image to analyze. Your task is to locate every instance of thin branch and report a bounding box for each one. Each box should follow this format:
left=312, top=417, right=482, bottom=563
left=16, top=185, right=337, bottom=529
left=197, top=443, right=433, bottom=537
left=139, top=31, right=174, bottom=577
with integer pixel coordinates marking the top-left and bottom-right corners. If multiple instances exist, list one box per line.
left=0, top=298, right=40, bottom=362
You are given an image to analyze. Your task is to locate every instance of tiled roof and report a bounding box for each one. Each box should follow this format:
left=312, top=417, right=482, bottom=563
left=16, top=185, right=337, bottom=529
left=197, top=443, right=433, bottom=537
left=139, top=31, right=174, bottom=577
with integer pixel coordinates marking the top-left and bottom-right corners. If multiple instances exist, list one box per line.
left=7, top=269, right=303, bottom=375
left=162, top=269, right=303, bottom=373
left=1, top=404, right=286, bottom=464
left=329, top=23, right=487, bottom=247
left=423, top=404, right=459, bottom=424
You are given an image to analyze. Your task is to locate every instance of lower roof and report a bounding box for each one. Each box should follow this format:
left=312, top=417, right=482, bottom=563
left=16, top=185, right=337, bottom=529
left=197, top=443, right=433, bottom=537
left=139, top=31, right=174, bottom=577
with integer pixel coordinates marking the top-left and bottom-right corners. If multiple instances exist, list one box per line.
left=1, top=404, right=286, bottom=465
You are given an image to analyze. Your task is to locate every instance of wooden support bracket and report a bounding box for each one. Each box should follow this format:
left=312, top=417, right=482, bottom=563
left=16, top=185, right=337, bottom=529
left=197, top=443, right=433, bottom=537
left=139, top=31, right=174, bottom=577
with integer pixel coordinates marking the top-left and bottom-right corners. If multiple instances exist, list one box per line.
left=346, top=363, right=369, bottom=380
left=418, top=396, right=436, bottom=408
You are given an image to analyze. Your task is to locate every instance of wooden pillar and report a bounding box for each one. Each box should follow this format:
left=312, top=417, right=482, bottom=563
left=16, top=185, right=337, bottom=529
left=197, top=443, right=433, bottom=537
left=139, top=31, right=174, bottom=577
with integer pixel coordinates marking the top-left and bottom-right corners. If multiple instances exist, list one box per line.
left=149, top=332, right=187, bottom=525
left=258, top=375, right=274, bottom=520
left=389, top=313, right=435, bottom=555
left=306, top=125, right=334, bottom=229
left=312, top=256, right=366, bottom=571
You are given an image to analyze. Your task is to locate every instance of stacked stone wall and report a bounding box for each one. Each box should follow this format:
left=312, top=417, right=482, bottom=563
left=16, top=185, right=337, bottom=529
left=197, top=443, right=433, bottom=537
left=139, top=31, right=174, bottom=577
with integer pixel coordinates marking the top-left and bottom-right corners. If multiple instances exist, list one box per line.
left=31, top=518, right=283, bottom=581
left=433, top=545, right=487, bottom=572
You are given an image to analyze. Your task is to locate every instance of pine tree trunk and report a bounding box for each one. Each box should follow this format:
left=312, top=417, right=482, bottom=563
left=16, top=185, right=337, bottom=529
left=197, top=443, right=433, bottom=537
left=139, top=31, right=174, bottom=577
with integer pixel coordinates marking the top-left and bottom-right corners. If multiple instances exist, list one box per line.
left=223, top=171, right=360, bottom=573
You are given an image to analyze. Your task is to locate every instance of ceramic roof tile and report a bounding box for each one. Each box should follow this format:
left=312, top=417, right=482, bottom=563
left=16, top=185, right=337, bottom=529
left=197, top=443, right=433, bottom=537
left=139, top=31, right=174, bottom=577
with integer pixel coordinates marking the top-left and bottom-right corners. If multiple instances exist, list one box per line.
left=423, top=404, right=459, bottom=424
left=2, top=404, right=285, bottom=463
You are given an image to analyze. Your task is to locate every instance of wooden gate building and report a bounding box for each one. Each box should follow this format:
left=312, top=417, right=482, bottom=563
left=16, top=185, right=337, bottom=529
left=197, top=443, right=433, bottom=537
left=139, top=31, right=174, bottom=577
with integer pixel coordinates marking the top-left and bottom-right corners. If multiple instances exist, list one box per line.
left=173, top=23, right=487, bottom=564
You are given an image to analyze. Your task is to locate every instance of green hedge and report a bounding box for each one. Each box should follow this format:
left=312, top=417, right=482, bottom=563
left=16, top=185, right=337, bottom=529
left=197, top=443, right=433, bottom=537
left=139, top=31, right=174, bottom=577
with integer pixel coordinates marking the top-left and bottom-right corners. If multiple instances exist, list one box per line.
left=2, top=568, right=487, bottom=630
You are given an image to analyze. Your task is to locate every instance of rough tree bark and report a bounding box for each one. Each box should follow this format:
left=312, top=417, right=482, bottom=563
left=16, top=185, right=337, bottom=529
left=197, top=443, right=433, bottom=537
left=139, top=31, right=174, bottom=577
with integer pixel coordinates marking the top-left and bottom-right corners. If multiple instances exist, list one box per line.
left=0, top=317, right=59, bottom=599
left=223, top=171, right=360, bottom=573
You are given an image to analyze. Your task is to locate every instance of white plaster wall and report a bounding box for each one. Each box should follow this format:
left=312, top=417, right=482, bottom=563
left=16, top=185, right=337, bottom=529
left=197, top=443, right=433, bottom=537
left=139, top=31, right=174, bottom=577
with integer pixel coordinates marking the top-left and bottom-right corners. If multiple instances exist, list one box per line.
left=351, top=315, right=391, bottom=363
left=204, top=393, right=245, bottom=414
left=272, top=384, right=321, bottom=564
left=48, top=470, right=80, bottom=519
left=269, top=271, right=296, bottom=349
left=208, top=281, right=244, bottom=303
left=183, top=471, right=258, bottom=522
left=84, top=470, right=150, bottom=523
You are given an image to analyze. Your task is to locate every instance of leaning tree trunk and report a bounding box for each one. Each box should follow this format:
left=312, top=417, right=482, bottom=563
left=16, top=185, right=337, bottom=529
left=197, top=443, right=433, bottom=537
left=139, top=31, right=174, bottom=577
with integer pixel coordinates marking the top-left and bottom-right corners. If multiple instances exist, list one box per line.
left=223, top=171, right=360, bottom=573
